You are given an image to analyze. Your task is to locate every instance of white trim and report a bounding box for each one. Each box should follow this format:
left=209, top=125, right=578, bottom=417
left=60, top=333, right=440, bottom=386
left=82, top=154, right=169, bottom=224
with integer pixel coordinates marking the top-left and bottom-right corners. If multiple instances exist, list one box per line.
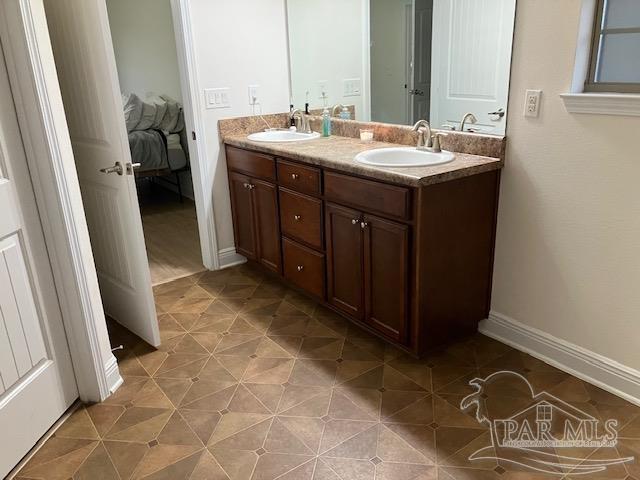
left=560, top=93, right=640, bottom=117
left=1, top=0, right=116, bottom=402
left=170, top=0, right=219, bottom=270
left=480, top=311, right=640, bottom=407
left=218, top=247, right=246, bottom=270
left=105, top=355, right=123, bottom=395
left=569, top=0, right=598, bottom=93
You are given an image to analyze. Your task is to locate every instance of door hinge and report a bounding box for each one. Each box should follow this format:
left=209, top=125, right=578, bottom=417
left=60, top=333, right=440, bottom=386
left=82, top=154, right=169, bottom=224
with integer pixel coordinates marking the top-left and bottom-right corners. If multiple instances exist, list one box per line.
left=192, top=131, right=196, bottom=141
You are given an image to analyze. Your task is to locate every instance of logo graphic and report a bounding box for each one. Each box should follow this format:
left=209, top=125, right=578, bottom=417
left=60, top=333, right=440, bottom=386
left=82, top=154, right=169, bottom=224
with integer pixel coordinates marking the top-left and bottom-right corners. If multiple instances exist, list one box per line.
left=460, top=371, right=634, bottom=475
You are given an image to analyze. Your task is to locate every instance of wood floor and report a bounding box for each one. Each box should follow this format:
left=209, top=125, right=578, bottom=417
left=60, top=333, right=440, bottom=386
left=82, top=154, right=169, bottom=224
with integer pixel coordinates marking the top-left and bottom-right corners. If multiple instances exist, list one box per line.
left=139, top=183, right=204, bottom=286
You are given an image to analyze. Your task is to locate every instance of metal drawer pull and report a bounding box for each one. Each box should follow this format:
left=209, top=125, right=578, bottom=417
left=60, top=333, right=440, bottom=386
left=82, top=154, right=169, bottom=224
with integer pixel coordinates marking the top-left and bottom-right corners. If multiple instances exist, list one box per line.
left=291, top=173, right=300, bottom=180
left=351, top=219, right=359, bottom=225
left=360, top=221, right=369, bottom=229
left=244, top=183, right=255, bottom=190
left=294, top=215, right=302, bottom=221
left=297, top=265, right=304, bottom=272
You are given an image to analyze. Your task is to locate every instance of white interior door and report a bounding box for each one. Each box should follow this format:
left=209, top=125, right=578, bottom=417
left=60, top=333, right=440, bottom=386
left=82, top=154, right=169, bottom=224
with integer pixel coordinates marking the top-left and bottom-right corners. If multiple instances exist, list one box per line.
left=430, top=0, right=515, bottom=134
left=43, top=0, right=160, bottom=346
left=0, top=42, right=77, bottom=478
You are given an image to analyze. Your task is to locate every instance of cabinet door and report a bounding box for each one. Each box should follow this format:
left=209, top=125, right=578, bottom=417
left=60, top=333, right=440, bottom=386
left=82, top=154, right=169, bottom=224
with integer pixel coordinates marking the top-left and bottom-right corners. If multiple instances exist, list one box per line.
left=363, top=214, right=410, bottom=342
left=229, top=171, right=257, bottom=261
left=325, top=203, right=364, bottom=319
left=252, top=178, right=282, bottom=273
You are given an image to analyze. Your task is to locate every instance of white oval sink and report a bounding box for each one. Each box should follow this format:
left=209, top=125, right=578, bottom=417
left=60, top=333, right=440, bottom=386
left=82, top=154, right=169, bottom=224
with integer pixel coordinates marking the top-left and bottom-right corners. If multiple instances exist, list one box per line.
left=247, top=130, right=320, bottom=143
left=355, top=147, right=455, bottom=167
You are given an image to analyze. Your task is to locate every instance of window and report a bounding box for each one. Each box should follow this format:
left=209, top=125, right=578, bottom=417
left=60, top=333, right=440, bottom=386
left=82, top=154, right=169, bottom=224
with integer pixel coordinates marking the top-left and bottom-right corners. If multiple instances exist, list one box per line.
left=586, top=0, right=640, bottom=93
left=537, top=404, right=553, bottom=423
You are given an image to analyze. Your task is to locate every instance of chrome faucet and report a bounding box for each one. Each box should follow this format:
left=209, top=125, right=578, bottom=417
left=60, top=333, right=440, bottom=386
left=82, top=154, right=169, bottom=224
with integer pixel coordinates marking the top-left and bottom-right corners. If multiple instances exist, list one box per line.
left=459, top=112, right=478, bottom=132
left=290, top=109, right=311, bottom=134
left=412, top=119, right=432, bottom=150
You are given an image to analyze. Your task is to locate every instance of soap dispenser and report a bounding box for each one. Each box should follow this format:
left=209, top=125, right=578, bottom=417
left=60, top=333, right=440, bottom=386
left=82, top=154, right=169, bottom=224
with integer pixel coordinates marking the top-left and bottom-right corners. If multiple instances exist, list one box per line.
left=339, top=106, right=351, bottom=120
left=322, top=107, right=331, bottom=137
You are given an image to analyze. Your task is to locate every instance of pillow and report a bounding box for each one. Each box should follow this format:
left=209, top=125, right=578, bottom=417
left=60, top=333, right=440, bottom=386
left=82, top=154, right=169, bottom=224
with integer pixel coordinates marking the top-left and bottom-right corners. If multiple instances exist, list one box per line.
left=122, top=93, right=142, bottom=132
left=160, top=95, right=183, bottom=133
left=146, top=93, right=168, bottom=129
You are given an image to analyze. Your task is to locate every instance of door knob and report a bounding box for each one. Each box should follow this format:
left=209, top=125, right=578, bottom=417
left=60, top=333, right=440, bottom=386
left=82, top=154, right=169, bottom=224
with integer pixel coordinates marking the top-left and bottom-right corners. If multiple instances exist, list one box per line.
left=100, top=162, right=123, bottom=175
left=488, top=108, right=505, bottom=119
left=297, top=265, right=304, bottom=272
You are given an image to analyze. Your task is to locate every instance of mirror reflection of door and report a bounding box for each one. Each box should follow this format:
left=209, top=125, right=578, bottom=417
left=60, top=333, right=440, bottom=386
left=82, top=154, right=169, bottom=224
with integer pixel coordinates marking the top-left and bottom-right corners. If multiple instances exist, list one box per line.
left=430, top=0, right=516, bottom=135
left=286, top=0, right=516, bottom=134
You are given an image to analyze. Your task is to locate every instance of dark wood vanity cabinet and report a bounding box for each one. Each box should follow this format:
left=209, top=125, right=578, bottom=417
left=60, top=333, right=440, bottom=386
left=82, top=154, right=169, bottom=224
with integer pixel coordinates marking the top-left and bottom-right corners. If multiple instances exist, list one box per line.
left=226, top=144, right=500, bottom=356
left=227, top=150, right=281, bottom=274
left=325, top=203, right=409, bottom=342
left=325, top=203, right=365, bottom=320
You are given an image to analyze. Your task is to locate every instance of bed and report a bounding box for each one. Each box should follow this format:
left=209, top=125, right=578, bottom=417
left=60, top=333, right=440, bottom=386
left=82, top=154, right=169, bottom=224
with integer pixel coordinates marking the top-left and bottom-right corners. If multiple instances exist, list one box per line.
left=123, top=93, right=190, bottom=200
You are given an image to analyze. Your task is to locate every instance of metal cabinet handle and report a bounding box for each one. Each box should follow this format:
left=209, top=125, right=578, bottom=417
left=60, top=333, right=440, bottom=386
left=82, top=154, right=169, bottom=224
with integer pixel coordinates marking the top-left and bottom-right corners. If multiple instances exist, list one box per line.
left=244, top=183, right=255, bottom=190
left=100, top=162, right=123, bottom=175
left=351, top=219, right=359, bottom=225
left=360, top=221, right=369, bottom=229
left=291, top=173, right=300, bottom=180
left=297, top=265, right=304, bottom=272
left=294, top=215, right=302, bottom=221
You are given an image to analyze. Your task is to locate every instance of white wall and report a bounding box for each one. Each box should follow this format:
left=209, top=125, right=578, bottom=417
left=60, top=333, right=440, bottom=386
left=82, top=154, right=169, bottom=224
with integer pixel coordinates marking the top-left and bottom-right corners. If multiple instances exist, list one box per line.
left=493, top=0, right=640, bottom=370
left=189, top=0, right=290, bottom=253
left=287, top=0, right=365, bottom=118
left=106, top=0, right=182, bottom=101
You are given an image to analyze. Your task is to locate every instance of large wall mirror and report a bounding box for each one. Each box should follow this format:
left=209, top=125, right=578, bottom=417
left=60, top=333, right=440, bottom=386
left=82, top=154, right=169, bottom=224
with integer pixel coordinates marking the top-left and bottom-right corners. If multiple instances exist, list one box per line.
left=286, top=0, right=516, bottom=135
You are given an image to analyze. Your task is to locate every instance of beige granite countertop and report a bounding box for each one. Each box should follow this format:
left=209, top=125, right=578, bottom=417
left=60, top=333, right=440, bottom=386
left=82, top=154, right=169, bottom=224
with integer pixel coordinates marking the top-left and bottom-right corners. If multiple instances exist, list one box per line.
left=222, top=133, right=503, bottom=188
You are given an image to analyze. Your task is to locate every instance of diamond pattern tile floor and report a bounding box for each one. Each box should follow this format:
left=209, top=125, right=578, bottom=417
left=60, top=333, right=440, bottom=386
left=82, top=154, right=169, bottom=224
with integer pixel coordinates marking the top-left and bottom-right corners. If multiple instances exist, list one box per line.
left=12, top=264, right=640, bottom=479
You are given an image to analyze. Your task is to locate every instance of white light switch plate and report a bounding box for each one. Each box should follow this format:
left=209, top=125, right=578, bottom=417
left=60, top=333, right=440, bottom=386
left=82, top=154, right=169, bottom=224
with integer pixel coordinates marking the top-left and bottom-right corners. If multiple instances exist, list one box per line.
left=343, top=78, right=362, bottom=97
left=205, top=87, right=231, bottom=109
left=524, top=89, right=542, bottom=117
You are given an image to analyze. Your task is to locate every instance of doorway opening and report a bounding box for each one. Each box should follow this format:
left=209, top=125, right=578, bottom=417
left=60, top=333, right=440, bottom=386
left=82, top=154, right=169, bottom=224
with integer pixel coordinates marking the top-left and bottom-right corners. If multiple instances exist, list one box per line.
left=369, top=0, right=433, bottom=125
left=106, top=0, right=204, bottom=286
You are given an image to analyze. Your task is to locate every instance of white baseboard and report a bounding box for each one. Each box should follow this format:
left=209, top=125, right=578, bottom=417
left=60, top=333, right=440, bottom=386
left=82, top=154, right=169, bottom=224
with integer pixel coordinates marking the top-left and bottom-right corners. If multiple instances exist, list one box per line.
left=104, top=354, right=123, bottom=397
left=218, top=247, right=246, bottom=269
left=480, top=311, right=640, bottom=407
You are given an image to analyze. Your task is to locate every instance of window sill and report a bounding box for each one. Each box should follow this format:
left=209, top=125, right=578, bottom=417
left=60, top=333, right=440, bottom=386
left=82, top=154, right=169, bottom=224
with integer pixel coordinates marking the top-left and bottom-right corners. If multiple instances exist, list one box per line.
left=560, top=93, right=640, bottom=117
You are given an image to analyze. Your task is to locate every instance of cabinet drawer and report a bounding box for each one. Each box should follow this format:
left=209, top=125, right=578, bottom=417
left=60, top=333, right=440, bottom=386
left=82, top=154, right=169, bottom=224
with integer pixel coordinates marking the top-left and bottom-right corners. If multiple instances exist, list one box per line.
left=279, top=188, right=323, bottom=250
left=324, top=171, right=411, bottom=221
left=277, top=159, right=321, bottom=196
left=226, top=145, right=276, bottom=181
left=283, top=238, right=325, bottom=299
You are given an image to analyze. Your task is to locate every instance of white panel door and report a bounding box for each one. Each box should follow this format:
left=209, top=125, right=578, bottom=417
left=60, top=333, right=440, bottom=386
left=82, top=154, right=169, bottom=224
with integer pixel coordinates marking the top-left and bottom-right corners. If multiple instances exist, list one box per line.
left=0, top=43, right=77, bottom=478
left=430, top=0, right=515, bottom=134
left=43, top=0, right=160, bottom=346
